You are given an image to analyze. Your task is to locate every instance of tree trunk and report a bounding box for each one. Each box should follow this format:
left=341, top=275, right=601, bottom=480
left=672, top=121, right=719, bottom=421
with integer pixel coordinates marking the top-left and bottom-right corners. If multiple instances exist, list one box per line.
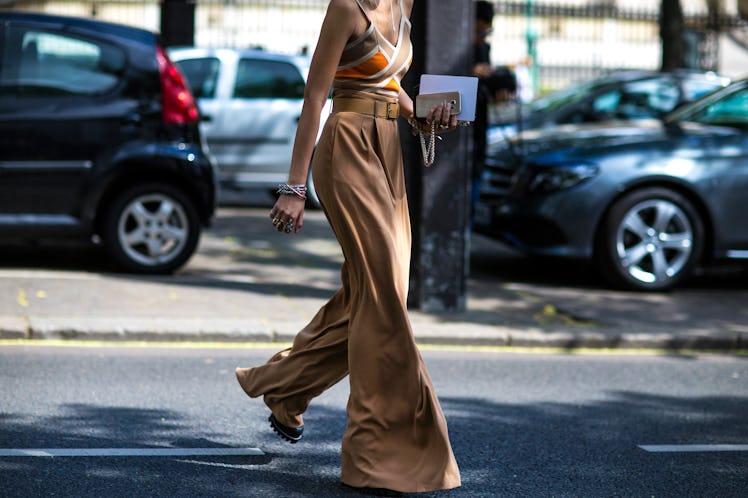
left=160, top=0, right=195, bottom=48
left=706, top=0, right=724, bottom=29
left=660, top=0, right=685, bottom=71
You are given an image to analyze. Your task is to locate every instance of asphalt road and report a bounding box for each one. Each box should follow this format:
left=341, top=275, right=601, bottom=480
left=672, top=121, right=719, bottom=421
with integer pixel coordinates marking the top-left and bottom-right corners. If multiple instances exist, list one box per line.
left=1, top=344, right=746, bottom=497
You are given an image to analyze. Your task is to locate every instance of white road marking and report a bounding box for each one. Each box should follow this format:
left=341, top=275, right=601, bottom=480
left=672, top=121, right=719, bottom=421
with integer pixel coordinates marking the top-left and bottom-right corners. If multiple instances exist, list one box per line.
left=0, top=447, right=264, bottom=457
left=639, top=444, right=748, bottom=453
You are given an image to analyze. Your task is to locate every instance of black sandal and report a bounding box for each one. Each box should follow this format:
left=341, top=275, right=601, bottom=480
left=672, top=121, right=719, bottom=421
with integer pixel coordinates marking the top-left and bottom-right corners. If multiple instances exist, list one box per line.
left=268, top=414, right=303, bottom=443
left=341, top=483, right=404, bottom=496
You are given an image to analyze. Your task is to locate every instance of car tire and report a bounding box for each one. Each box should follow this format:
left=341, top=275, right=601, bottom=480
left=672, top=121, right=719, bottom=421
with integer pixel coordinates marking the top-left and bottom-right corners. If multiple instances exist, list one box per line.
left=103, top=183, right=201, bottom=274
left=595, top=187, right=703, bottom=291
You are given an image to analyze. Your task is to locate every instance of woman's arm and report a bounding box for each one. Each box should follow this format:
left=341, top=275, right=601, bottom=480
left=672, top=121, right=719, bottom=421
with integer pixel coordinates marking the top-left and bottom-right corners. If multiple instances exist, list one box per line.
left=399, top=89, right=415, bottom=120
left=270, top=0, right=361, bottom=231
left=287, top=0, right=360, bottom=184
left=398, top=0, right=456, bottom=132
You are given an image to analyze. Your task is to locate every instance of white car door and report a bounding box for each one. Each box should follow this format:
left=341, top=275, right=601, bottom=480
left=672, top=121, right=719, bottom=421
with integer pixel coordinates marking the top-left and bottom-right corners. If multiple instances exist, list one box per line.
left=210, top=54, right=305, bottom=190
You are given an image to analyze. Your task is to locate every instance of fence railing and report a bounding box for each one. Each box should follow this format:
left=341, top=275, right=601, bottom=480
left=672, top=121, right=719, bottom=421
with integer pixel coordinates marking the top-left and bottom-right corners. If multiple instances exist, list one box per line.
left=3, top=0, right=746, bottom=92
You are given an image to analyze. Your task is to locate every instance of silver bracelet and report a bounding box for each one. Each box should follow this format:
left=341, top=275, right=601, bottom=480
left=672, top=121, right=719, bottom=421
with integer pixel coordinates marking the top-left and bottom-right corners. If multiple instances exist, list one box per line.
left=276, top=183, right=307, bottom=200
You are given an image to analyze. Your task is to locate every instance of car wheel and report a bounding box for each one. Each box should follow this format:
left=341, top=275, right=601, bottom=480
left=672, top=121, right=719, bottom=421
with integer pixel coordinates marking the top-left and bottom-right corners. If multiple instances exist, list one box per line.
left=596, top=187, right=703, bottom=291
left=103, top=183, right=201, bottom=274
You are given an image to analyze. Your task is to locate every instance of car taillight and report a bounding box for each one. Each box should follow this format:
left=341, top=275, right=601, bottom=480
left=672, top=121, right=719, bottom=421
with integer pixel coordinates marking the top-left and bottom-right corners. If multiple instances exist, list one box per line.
left=156, top=46, right=199, bottom=125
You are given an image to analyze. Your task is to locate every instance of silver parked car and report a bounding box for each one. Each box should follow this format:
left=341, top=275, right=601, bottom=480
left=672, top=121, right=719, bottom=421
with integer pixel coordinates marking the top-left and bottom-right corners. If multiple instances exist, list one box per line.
left=169, top=48, right=330, bottom=205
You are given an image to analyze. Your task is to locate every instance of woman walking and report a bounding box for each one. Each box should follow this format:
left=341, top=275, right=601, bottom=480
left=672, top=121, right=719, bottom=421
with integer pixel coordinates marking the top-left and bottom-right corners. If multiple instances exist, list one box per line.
left=235, top=0, right=461, bottom=493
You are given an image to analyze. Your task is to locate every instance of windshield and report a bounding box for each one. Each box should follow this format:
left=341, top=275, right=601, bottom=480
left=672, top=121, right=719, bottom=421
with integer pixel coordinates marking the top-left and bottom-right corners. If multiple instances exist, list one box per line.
left=669, top=82, right=748, bottom=129
left=527, top=76, right=616, bottom=113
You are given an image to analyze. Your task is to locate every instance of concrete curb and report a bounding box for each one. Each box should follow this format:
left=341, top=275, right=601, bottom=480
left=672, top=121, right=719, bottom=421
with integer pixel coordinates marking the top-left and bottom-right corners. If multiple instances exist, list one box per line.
left=1, top=315, right=744, bottom=351
left=0, top=315, right=28, bottom=339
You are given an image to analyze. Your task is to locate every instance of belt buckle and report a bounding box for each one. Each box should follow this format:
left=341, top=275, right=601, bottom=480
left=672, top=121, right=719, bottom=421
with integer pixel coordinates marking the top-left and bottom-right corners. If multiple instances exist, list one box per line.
left=386, top=102, right=398, bottom=120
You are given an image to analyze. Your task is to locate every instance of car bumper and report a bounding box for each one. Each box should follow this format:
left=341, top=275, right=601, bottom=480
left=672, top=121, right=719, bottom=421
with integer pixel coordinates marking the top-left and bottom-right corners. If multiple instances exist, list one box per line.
left=473, top=191, right=600, bottom=259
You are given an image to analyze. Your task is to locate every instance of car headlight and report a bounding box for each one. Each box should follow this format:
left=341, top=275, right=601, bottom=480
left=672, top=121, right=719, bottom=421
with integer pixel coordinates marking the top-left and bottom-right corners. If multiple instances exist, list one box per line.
left=526, top=163, right=599, bottom=194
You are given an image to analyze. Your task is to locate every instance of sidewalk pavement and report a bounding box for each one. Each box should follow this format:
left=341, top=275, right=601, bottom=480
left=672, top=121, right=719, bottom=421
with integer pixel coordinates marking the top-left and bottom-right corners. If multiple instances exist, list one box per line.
left=0, top=207, right=746, bottom=351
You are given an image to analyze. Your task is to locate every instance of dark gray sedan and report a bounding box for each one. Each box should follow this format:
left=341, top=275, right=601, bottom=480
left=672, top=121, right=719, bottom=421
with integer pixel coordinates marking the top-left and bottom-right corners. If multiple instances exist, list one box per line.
left=475, top=79, right=748, bottom=291
left=490, top=70, right=729, bottom=139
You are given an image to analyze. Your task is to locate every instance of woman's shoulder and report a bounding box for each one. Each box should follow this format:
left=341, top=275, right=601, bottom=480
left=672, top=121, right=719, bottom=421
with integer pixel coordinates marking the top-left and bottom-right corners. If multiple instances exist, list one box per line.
left=327, top=0, right=361, bottom=16
left=324, top=0, right=365, bottom=40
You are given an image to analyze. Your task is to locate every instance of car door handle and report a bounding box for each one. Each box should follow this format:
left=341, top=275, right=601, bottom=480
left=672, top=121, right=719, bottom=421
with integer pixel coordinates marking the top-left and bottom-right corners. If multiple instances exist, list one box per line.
left=200, top=114, right=212, bottom=122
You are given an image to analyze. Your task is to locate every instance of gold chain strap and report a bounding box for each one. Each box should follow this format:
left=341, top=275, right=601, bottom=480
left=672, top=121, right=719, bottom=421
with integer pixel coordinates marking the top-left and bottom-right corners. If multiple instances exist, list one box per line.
left=418, top=121, right=436, bottom=167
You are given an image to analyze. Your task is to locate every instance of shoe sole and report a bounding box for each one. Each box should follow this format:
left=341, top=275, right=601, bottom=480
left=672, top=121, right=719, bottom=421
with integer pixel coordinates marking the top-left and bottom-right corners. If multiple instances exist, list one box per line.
left=341, top=484, right=403, bottom=496
left=268, top=414, right=303, bottom=444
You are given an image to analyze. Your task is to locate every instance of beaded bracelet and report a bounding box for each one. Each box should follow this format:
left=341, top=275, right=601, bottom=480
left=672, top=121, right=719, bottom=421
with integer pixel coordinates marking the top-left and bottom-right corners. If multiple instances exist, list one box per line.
left=277, top=183, right=307, bottom=200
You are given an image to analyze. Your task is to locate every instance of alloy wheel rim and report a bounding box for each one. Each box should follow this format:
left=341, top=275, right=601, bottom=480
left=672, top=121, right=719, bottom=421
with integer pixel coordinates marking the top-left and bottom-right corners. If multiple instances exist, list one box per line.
left=117, top=193, right=189, bottom=266
left=615, top=199, right=694, bottom=285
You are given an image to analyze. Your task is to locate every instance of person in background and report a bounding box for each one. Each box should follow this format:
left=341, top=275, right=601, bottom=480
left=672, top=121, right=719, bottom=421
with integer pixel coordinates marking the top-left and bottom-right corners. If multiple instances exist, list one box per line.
left=511, top=55, right=535, bottom=103
left=471, top=1, right=518, bottom=225
left=234, top=0, right=461, bottom=494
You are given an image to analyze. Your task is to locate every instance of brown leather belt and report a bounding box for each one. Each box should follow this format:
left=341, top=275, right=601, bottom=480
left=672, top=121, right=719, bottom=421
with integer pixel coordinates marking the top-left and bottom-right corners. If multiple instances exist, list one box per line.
left=332, top=98, right=399, bottom=120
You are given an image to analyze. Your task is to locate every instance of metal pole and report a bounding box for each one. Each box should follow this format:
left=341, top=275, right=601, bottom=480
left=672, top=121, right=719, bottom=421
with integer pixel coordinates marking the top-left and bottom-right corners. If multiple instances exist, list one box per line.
left=525, top=0, right=539, bottom=93
left=402, top=0, right=473, bottom=312
left=160, top=0, right=195, bottom=48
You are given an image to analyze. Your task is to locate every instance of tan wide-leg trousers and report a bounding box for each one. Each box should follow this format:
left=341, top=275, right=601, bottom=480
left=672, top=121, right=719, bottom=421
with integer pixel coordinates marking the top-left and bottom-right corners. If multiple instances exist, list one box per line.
left=236, top=101, right=461, bottom=493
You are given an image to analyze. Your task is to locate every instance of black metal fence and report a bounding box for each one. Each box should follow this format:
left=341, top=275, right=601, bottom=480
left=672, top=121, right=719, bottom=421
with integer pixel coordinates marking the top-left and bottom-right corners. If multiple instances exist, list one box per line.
left=491, top=1, right=747, bottom=93
left=2, top=0, right=746, bottom=92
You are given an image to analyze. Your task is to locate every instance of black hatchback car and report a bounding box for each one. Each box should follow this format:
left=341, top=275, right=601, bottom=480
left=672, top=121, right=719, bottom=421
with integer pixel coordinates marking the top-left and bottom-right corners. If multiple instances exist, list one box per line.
left=0, top=13, right=217, bottom=273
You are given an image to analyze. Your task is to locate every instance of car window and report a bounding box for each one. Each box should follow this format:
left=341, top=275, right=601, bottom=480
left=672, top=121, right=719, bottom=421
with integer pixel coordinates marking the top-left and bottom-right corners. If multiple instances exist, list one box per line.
left=591, top=91, right=621, bottom=117
left=592, top=79, right=680, bottom=120
left=0, top=26, right=124, bottom=97
left=233, top=58, right=305, bottom=99
left=174, top=57, right=220, bottom=99
left=681, top=79, right=723, bottom=101
left=690, top=87, right=748, bottom=128
left=528, top=79, right=597, bottom=113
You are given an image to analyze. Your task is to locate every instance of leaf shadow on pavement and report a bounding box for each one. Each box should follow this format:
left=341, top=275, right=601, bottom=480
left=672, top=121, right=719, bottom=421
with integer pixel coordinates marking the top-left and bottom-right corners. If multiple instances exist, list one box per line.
left=2, top=207, right=748, bottom=339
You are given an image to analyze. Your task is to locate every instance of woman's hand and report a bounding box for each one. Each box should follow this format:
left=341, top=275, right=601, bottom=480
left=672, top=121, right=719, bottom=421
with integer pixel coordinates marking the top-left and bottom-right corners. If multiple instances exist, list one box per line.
left=270, top=194, right=306, bottom=233
left=410, top=101, right=459, bottom=134
left=399, top=89, right=459, bottom=134
left=428, top=100, right=459, bottom=132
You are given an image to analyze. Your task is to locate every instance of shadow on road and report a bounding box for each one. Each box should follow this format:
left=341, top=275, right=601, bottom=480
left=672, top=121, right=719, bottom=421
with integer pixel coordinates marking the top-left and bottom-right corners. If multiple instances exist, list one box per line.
left=1, top=391, right=746, bottom=497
